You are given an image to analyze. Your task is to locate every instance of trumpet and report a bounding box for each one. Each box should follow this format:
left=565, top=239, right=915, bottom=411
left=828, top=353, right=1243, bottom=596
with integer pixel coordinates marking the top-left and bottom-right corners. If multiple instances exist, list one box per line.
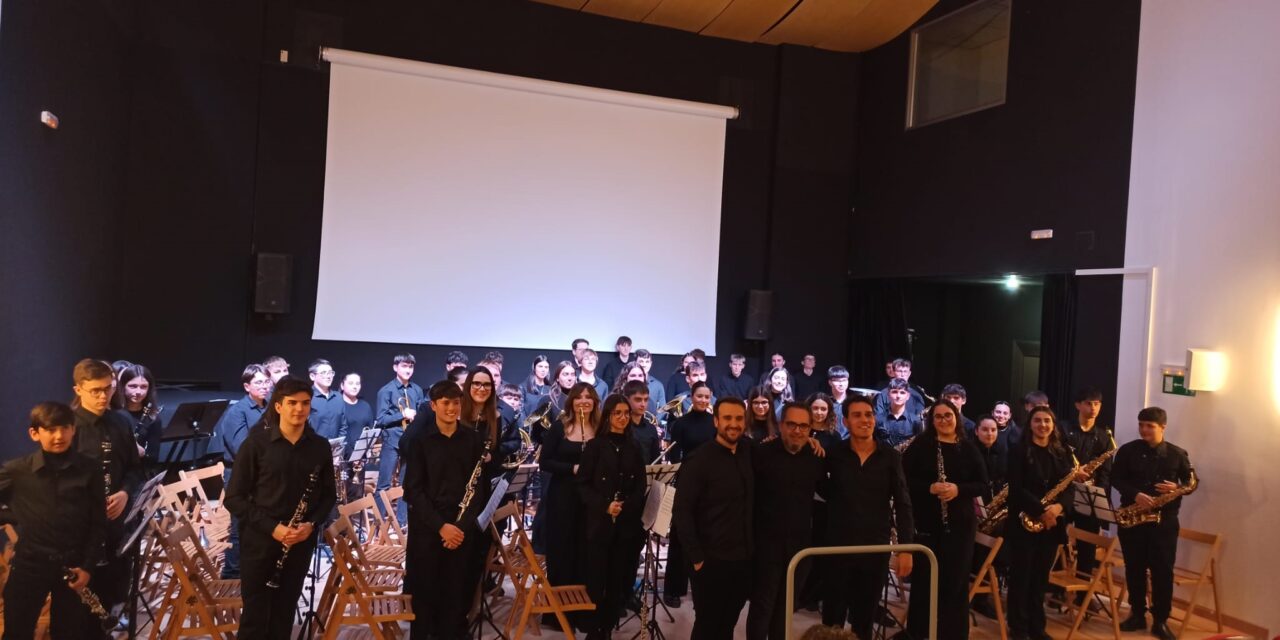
left=397, top=390, right=412, bottom=427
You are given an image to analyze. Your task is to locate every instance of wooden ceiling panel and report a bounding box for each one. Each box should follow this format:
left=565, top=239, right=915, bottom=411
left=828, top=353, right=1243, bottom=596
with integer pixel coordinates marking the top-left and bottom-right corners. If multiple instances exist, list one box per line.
left=817, top=0, right=937, bottom=52
left=699, top=0, right=801, bottom=42
left=582, top=0, right=663, bottom=22
left=643, top=0, right=734, bottom=32
left=758, top=0, right=874, bottom=46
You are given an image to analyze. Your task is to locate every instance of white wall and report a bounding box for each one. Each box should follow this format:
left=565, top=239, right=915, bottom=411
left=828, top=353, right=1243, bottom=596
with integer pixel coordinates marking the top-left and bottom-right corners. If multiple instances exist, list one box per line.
left=1119, top=0, right=1280, bottom=633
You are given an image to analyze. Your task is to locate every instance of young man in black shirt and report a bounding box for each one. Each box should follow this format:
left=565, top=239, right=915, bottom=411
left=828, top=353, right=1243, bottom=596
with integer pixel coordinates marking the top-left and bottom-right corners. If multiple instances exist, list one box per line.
left=746, top=402, right=825, bottom=640
left=70, top=358, right=143, bottom=613
left=822, top=395, right=914, bottom=640
left=225, top=377, right=337, bottom=639
left=792, top=354, right=822, bottom=401
left=623, top=380, right=662, bottom=464
left=1112, top=407, right=1194, bottom=640
left=1061, top=386, right=1115, bottom=597
left=714, top=353, right=755, bottom=400
left=374, top=353, right=423, bottom=523
left=672, top=397, right=753, bottom=640
left=402, top=380, right=489, bottom=639
left=600, top=335, right=633, bottom=387
left=940, top=383, right=977, bottom=435
left=1, top=401, right=107, bottom=638
left=875, top=378, right=923, bottom=449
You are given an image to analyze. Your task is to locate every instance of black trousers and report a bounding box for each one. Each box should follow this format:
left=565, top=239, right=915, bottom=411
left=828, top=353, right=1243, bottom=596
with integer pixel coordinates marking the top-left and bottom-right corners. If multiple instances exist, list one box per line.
left=797, top=500, right=828, bottom=605
left=1, top=555, right=94, bottom=640
left=906, top=528, right=975, bottom=640
left=1117, top=519, right=1178, bottom=621
left=689, top=557, right=751, bottom=640
left=1071, top=514, right=1106, bottom=582
left=747, top=549, right=810, bottom=640
left=664, top=529, right=688, bottom=598
left=820, top=552, right=889, bottom=640
left=1005, top=529, right=1060, bottom=637
left=238, top=526, right=315, bottom=640
left=408, top=530, right=482, bottom=639
left=584, top=527, right=645, bottom=635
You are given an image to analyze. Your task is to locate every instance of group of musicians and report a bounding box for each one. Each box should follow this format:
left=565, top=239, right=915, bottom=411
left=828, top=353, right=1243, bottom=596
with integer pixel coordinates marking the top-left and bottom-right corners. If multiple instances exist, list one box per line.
left=0, top=344, right=1198, bottom=640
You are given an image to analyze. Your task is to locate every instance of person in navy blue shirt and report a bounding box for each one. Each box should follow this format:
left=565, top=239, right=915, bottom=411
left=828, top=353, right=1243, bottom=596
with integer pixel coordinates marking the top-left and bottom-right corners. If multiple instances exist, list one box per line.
left=308, top=359, right=348, bottom=441
left=213, top=363, right=271, bottom=579
left=373, top=354, right=423, bottom=512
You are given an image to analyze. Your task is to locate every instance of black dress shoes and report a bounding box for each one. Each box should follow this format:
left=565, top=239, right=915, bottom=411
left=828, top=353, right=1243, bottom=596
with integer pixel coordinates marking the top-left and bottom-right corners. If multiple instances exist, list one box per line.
left=662, top=595, right=682, bottom=608
left=1119, top=614, right=1147, bottom=632
left=1151, top=620, right=1176, bottom=640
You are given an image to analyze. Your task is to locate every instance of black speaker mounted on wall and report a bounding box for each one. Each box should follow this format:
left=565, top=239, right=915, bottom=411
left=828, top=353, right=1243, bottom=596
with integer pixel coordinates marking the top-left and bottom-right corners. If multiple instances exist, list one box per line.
left=744, top=289, right=773, bottom=340
left=254, top=253, right=293, bottom=315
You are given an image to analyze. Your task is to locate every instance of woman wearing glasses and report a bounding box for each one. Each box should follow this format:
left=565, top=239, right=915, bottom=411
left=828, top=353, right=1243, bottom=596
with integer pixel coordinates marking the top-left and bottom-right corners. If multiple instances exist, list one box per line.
left=900, top=400, right=990, bottom=640
left=577, top=394, right=647, bottom=640
left=746, top=387, right=779, bottom=441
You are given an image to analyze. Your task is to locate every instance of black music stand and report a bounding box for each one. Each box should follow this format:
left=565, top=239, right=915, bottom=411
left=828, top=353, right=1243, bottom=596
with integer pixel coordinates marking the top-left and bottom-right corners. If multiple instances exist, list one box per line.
left=1072, top=482, right=1118, bottom=524
left=623, top=465, right=680, bottom=639
left=120, top=473, right=166, bottom=639
left=159, top=400, right=230, bottom=479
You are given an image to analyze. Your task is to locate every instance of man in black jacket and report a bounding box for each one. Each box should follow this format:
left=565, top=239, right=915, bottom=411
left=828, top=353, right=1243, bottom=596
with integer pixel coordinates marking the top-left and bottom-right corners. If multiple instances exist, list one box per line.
left=672, top=397, right=752, bottom=640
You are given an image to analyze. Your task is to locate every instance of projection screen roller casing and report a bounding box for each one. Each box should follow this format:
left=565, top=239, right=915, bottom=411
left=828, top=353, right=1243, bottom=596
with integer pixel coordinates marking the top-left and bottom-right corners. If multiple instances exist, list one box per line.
left=315, top=48, right=734, bottom=355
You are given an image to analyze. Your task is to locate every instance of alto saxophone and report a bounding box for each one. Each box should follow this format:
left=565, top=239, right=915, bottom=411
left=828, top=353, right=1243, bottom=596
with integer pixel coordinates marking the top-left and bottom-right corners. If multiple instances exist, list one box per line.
left=978, top=485, right=1010, bottom=536
left=1019, top=448, right=1116, bottom=532
left=1115, top=468, right=1198, bottom=528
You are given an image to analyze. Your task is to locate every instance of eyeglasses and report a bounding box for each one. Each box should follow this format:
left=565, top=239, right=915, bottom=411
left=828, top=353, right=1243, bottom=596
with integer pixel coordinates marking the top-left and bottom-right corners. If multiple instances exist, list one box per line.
left=249, top=379, right=271, bottom=388
left=781, top=421, right=811, bottom=431
left=471, top=382, right=494, bottom=388
left=315, top=370, right=335, bottom=377
left=933, top=414, right=956, bottom=422
left=80, top=386, right=114, bottom=397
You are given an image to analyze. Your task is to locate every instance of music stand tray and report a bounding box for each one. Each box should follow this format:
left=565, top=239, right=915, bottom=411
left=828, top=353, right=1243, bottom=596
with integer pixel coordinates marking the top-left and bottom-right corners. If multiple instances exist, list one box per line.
left=1072, top=482, right=1117, bottom=524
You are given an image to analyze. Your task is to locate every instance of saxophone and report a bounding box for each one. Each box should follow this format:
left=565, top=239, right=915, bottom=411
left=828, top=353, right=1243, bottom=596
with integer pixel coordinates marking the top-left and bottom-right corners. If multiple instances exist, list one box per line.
left=978, top=485, right=1010, bottom=536
left=894, top=435, right=916, bottom=452
left=1019, top=448, right=1117, bottom=532
left=1115, top=468, right=1198, bottom=528
left=457, top=440, right=493, bottom=522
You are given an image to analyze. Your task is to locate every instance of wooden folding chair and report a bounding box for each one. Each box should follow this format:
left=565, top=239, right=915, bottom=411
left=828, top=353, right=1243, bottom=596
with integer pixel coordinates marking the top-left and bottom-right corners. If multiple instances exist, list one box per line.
left=1048, top=526, right=1123, bottom=640
left=508, top=526, right=594, bottom=639
left=338, top=496, right=406, bottom=567
left=316, top=524, right=413, bottom=640
left=151, top=520, right=241, bottom=639
left=179, top=461, right=226, bottom=505
left=1165, top=528, right=1224, bottom=638
left=969, top=531, right=1007, bottom=640
left=376, top=486, right=408, bottom=546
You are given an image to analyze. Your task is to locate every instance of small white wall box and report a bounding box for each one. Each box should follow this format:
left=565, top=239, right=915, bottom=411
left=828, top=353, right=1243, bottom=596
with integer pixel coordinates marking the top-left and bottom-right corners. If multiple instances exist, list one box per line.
left=1186, top=349, right=1227, bottom=392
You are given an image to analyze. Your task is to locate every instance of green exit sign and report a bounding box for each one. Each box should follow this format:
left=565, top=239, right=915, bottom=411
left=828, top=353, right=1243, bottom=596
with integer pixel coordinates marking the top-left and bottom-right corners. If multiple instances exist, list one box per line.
left=1162, top=369, right=1196, bottom=397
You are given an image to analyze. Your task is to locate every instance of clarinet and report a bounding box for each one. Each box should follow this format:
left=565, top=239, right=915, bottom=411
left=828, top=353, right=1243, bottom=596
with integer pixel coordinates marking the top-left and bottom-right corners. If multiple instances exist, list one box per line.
left=935, top=439, right=950, bottom=533
left=612, top=491, right=624, bottom=524
left=266, top=465, right=323, bottom=589
left=457, top=440, right=493, bottom=522
left=64, top=568, right=117, bottom=632
left=99, top=438, right=113, bottom=567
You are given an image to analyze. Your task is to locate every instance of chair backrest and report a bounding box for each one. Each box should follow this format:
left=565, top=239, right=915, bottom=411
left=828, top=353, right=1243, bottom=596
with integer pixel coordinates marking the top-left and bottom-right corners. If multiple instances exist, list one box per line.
left=1176, top=527, right=1221, bottom=575
left=338, top=494, right=382, bottom=543
left=179, top=462, right=227, bottom=504
left=1065, top=525, right=1119, bottom=577
left=159, top=477, right=205, bottom=524
left=376, top=486, right=406, bottom=544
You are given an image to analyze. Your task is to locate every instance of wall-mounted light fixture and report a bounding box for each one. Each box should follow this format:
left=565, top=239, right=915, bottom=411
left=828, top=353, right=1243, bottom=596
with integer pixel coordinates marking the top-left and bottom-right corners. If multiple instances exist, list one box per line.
left=1003, top=274, right=1020, bottom=291
left=1186, top=348, right=1227, bottom=392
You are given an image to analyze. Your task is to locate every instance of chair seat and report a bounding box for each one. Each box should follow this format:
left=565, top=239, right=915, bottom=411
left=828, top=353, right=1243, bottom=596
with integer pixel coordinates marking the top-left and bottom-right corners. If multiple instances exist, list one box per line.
left=207, top=580, right=242, bottom=599
left=364, top=545, right=406, bottom=565
left=534, top=585, right=596, bottom=611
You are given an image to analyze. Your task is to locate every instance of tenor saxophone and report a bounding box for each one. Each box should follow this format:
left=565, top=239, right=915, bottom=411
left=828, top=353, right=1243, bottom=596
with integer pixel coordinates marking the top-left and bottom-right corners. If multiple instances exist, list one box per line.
left=1115, top=468, right=1198, bottom=528
left=978, top=485, right=1010, bottom=536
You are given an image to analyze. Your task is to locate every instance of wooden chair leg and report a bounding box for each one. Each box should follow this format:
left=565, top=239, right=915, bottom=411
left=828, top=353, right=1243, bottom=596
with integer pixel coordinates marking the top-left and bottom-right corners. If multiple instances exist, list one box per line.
left=1210, top=561, right=1223, bottom=632
left=990, top=567, right=1007, bottom=640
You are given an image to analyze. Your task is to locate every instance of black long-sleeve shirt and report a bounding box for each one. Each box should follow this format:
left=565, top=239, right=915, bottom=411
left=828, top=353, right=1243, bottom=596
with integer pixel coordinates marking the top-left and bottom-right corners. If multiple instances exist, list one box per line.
left=752, top=439, right=825, bottom=558
left=975, top=440, right=1008, bottom=493
left=577, top=430, right=647, bottom=536
left=224, top=422, right=338, bottom=540
left=1061, top=421, right=1115, bottom=488
left=1110, top=439, right=1194, bottom=519
left=665, top=411, right=716, bottom=462
left=402, top=424, right=487, bottom=536
left=821, top=441, right=914, bottom=545
left=341, top=398, right=374, bottom=457
left=714, top=372, right=755, bottom=401
left=673, top=440, right=753, bottom=565
left=1006, top=439, right=1076, bottom=538
left=73, top=407, right=143, bottom=539
left=117, top=407, right=163, bottom=460
left=0, top=449, right=107, bottom=568
left=310, top=386, right=349, bottom=441
left=875, top=410, right=923, bottom=449
left=630, top=415, right=662, bottom=464
left=901, top=436, right=989, bottom=535
left=374, top=379, right=424, bottom=429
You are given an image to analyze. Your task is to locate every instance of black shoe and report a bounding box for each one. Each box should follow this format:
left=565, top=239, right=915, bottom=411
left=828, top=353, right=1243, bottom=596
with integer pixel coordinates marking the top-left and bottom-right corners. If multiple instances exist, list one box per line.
left=1032, top=632, right=1054, bottom=640
left=1151, top=621, right=1175, bottom=640
left=663, top=595, right=682, bottom=608
left=1119, top=614, right=1147, bottom=632
left=798, top=600, right=820, bottom=612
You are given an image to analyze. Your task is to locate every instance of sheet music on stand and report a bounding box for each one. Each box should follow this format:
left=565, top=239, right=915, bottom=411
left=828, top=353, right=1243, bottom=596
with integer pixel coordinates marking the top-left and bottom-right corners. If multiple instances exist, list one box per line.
left=118, top=472, right=167, bottom=557
left=477, top=478, right=510, bottom=530
left=644, top=463, right=679, bottom=489
left=1072, top=482, right=1117, bottom=524
left=504, top=464, right=538, bottom=496
left=347, top=427, right=379, bottom=464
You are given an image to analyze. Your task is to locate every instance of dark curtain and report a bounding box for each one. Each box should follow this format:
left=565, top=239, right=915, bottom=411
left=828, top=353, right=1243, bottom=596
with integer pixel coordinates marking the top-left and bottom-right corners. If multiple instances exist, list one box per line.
left=847, top=279, right=911, bottom=387
left=1037, top=273, right=1078, bottom=416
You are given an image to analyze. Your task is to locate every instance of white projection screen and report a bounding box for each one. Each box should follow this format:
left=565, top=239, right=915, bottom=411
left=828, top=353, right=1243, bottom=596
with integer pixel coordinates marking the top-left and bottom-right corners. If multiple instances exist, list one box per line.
left=315, top=49, right=735, bottom=355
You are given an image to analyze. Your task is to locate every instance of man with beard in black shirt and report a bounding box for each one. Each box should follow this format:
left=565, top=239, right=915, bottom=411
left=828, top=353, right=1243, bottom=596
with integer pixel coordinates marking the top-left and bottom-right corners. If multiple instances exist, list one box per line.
left=672, top=397, right=752, bottom=640
left=746, top=402, right=825, bottom=640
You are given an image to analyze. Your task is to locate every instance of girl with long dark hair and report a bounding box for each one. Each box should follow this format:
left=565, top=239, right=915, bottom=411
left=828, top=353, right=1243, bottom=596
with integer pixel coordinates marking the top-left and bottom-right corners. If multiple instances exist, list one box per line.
left=115, top=363, right=162, bottom=459
left=746, top=386, right=779, bottom=441
left=540, top=382, right=600, bottom=602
